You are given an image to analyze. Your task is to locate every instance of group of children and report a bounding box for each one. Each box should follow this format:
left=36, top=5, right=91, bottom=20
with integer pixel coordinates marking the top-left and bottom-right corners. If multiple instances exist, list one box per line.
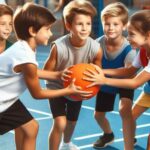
left=0, top=0, right=149, bottom=150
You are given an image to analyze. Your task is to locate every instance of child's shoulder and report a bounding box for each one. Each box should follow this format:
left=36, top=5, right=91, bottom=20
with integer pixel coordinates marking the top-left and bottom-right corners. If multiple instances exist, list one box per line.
left=96, top=35, right=105, bottom=43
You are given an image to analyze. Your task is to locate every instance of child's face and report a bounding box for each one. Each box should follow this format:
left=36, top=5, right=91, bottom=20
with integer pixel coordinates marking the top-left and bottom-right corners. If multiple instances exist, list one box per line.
left=0, top=14, right=12, bottom=40
left=67, top=14, right=92, bottom=41
left=102, top=16, right=125, bottom=39
left=35, top=25, right=52, bottom=45
left=127, top=23, right=146, bottom=49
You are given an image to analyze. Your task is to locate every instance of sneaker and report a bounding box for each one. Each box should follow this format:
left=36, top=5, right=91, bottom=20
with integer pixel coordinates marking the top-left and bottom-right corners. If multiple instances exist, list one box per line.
left=93, top=132, right=114, bottom=148
left=134, top=138, right=137, bottom=145
left=60, top=142, right=80, bottom=150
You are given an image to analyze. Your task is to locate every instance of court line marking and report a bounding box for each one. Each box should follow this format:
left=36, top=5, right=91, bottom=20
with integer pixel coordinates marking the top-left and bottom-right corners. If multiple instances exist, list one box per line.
left=27, top=108, right=52, bottom=116
left=78, top=133, right=149, bottom=149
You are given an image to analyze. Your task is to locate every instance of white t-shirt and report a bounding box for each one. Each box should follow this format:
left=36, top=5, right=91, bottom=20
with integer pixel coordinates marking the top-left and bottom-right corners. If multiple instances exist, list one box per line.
left=0, top=40, right=38, bottom=112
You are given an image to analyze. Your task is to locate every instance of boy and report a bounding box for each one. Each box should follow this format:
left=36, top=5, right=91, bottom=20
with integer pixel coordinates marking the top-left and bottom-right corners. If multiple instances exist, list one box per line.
left=43, top=0, right=102, bottom=150
left=0, top=3, right=91, bottom=150
left=93, top=2, right=136, bottom=150
left=0, top=4, right=13, bottom=54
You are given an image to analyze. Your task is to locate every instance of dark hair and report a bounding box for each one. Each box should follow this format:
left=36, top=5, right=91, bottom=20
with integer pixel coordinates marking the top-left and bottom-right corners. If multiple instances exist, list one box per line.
left=13, top=3, right=56, bottom=40
left=0, top=4, right=13, bottom=17
left=129, top=10, right=150, bottom=35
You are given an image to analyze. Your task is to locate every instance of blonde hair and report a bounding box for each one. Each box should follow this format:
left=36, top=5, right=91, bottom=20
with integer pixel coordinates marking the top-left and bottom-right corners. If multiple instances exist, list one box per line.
left=101, top=2, right=128, bottom=25
left=63, top=0, right=97, bottom=25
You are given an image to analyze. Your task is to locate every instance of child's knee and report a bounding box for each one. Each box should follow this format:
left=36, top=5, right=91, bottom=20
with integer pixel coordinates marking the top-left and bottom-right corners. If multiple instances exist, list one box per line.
left=94, top=111, right=105, bottom=121
left=23, top=119, right=39, bottom=138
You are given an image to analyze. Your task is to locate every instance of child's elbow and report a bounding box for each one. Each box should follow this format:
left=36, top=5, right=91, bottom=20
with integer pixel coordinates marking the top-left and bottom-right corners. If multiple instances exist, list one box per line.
left=31, top=92, right=43, bottom=99
left=131, top=82, right=140, bottom=89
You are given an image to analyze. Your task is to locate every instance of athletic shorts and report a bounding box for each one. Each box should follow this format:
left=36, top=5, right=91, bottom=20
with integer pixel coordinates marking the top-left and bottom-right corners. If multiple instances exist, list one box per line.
left=0, top=100, right=33, bottom=135
left=49, top=97, right=82, bottom=121
left=95, top=88, right=134, bottom=112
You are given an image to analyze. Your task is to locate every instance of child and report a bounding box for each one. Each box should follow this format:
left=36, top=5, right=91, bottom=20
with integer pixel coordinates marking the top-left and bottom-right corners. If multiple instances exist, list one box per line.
left=84, top=9, right=150, bottom=150
left=92, top=2, right=136, bottom=150
left=43, top=0, right=102, bottom=149
left=0, top=3, right=92, bottom=150
left=0, top=4, right=13, bottom=54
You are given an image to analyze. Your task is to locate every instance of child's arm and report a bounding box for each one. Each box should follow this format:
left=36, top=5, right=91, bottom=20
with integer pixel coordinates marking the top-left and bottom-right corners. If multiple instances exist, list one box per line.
left=93, top=48, right=103, bottom=67
left=84, top=64, right=150, bottom=89
left=22, top=63, right=92, bottom=99
left=43, top=44, right=57, bottom=72
left=103, top=65, right=138, bottom=78
left=37, top=69, right=61, bottom=80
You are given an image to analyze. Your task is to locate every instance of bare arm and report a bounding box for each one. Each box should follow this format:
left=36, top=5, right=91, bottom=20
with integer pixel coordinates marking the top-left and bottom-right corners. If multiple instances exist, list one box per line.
left=21, top=63, right=92, bottom=99
left=93, top=48, right=103, bottom=67
left=84, top=65, right=150, bottom=89
left=103, top=66, right=138, bottom=78
left=37, top=45, right=62, bottom=80
left=105, top=69, right=150, bottom=89
left=37, top=69, right=61, bottom=80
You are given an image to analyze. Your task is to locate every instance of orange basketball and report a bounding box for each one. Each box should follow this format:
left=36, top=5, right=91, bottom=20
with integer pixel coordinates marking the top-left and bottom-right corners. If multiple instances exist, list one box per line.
left=63, top=63, right=100, bottom=101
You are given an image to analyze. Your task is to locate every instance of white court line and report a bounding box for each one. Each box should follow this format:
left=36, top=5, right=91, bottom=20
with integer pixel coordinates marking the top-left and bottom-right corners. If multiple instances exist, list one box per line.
left=27, top=108, right=52, bottom=116
left=82, top=105, right=119, bottom=115
left=36, top=116, right=52, bottom=121
left=75, top=133, right=103, bottom=140
left=78, top=133, right=149, bottom=149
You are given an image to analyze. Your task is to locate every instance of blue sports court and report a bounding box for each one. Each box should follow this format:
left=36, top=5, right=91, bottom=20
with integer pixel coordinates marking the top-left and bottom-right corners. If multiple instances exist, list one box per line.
left=0, top=0, right=150, bottom=149
left=0, top=45, right=149, bottom=150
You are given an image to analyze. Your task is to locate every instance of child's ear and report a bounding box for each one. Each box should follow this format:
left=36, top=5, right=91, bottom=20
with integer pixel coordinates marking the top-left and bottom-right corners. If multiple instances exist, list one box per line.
left=65, top=22, right=71, bottom=32
left=28, top=26, right=37, bottom=37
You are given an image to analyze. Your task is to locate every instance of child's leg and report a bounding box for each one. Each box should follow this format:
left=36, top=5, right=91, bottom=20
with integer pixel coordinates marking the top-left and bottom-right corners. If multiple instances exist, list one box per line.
left=147, top=134, right=150, bottom=150
left=15, top=128, right=24, bottom=150
left=48, top=97, right=68, bottom=150
left=119, top=88, right=134, bottom=150
left=49, top=116, right=66, bottom=150
left=132, top=92, right=149, bottom=145
left=94, top=91, right=116, bottom=134
left=63, top=120, right=77, bottom=143
left=94, top=111, right=112, bottom=133
left=15, top=119, right=39, bottom=150
left=119, top=98, right=134, bottom=150
left=63, top=99, right=82, bottom=143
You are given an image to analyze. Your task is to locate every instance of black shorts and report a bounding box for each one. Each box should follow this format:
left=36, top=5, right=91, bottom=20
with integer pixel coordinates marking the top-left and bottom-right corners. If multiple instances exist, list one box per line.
left=0, top=100, right=33, bottom=135
left=49, top=97, right=82, bottom=121
left=95, top=88, right=134, bottom=112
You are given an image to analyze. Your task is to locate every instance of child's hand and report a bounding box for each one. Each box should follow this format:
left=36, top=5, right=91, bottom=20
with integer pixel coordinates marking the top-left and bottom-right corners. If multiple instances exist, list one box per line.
left=61, top=66, right=73, bottom=81
left=67, top=78, right=93, bottom=99
left=83, top=64, right=106, bottom=87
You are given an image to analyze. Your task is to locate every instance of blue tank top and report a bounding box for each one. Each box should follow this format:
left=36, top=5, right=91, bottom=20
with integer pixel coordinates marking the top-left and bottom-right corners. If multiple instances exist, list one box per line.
left=101, top=45, right=132, bottom=94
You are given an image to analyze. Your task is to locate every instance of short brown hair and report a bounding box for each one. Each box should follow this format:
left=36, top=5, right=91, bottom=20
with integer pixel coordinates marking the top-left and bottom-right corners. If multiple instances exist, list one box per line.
left=63, top=0, right=97, bottom=25
left=129, top=10, right=150, bottom=35
left=13, top=3, right=56, bottom=40
left=0, top=4, right=13, bottom=17
left=101, top=2, right=128, bottom=25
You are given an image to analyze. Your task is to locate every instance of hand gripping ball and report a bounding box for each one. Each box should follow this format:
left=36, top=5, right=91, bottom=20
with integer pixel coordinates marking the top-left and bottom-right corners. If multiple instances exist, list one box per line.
left=63, top=63, right=100, bottom=101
